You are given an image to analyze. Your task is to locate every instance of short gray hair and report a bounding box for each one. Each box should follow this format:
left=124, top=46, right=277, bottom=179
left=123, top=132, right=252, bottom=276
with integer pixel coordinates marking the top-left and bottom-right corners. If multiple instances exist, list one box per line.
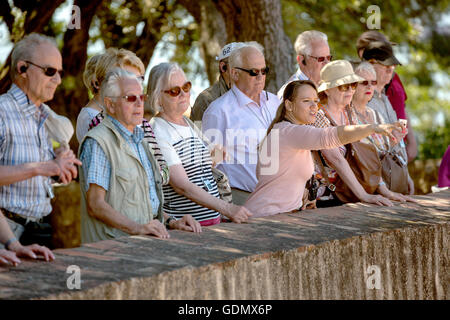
left=145, top=62, right=185, bottom=116
left=101, top=68, right=141, bottom=104
left=228, top=41, right=265, bottom=70
left=10, top=33, right=58, bottom=80
left=294, top=30, right=328, bottom=56
left=354, top=61, right=376, bottom=78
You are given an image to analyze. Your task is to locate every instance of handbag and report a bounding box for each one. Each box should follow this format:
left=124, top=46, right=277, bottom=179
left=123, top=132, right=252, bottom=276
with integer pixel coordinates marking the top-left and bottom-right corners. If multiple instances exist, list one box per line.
left=301, top=174, right=319, bottom=210
left=372, top=111, right=410, bottom=194
left=316, top=106, right=382, bottom=203
left=184, top=117, right=233, bottom=203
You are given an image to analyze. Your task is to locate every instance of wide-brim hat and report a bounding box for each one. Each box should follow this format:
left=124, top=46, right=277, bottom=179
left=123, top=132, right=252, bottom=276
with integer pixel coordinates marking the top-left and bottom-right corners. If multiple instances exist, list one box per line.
left=317, top=60, right=365, bottom=92
left=362, top=41, right=401, bottom=66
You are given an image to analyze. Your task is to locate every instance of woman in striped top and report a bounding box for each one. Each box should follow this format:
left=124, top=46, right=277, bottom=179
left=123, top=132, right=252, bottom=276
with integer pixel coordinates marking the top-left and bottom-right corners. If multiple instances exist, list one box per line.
left=148, top=63, right=253, bottom=226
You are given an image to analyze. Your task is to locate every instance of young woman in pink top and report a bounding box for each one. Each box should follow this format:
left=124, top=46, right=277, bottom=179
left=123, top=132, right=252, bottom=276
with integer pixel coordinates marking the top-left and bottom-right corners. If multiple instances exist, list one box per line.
left=244, top=80, right=403, bottom=217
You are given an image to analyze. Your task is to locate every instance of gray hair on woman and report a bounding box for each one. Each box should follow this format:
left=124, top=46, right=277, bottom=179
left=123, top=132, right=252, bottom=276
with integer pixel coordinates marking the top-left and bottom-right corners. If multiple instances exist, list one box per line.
left=10, top=33, right=57, bottom=80
left=228, top=41, right=265, bottom=70
left=354, top=61, right=376, bottom=78
left=294, top=30, right=328, bottom=56
left=100, top=67, right=141, bottom=104
left=145, top=62, right=185, bottom=116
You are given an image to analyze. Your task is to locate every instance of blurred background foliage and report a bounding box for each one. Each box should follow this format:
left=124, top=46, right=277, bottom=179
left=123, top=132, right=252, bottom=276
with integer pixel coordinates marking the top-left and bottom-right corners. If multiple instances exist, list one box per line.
left=0, top=0, right=449, bottom=160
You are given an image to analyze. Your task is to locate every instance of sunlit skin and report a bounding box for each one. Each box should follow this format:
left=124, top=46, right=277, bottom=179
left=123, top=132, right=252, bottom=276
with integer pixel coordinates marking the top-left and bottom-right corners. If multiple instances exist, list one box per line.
left=15, top=43, right=62, bottom=107
left=231, top=47, right=266, bottom=104
left=88, top=64, right=144, bottom=112
left=353, top=69, right=377, bottom=108
left=371, top=61, right=395, bottom=93
left=285, top=85, right=320, bottom=125
left=158, top=70, right=191, bottom=125
left=104, top=78, right=144, bottom=132
left=297, top=40, right=331, bottom=85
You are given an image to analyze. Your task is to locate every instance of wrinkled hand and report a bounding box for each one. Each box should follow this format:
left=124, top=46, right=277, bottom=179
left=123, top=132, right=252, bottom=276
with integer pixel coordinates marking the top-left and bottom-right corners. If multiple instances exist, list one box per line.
left=360, top=193, right=393, bottom=207
left=139, top=220, right=170, bottom=239
left=388, top=192, right=417, bottom=203
left=53, top=149, right=82, bottom=184
left=0, top=249, right=20, bottom=267
left=169, top=215, right=202, bottom=233
left=374, top=122, right=403, bottom=144
left=210, top=144, right=227, bottom=167
left=10, top=243, right=55, bottom=262
left=223, top=203, right=253, bottom=223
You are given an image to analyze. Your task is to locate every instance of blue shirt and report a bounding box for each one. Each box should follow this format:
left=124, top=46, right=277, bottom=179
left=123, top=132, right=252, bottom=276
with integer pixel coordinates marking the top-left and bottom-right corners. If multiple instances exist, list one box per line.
left=80, top=115, right=160, bottom=214
left=0, top=84, right=54, bottom=219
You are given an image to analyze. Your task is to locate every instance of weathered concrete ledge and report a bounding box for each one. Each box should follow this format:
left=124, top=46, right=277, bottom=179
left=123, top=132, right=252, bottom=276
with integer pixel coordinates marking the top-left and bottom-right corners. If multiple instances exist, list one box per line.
left=1, top=190, right=448, bottom=300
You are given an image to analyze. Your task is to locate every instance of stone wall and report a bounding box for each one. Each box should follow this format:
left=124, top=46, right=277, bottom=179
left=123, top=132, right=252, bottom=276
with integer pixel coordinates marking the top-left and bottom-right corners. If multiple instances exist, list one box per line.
left=1, top=190, right=448, bottom=300
left=49, top=158, right=443, bottom=249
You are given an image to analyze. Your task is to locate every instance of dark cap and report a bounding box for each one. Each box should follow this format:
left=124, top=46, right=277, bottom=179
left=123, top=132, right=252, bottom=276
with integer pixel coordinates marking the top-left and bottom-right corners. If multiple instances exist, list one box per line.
left=356, top=31, right=396, bottom=53
left=362, top=41, right=401, bottom=66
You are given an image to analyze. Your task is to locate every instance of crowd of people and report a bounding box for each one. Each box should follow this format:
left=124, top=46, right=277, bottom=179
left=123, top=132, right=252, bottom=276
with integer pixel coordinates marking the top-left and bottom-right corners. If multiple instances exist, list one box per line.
left=0, top=28, right=437, bottom=267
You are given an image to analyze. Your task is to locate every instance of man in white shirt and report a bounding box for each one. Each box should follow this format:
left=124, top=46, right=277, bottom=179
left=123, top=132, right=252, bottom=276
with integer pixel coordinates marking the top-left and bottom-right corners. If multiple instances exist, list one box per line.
left=277, top=30, right=331, bottom=99
left=202, top=42, right=280, bottom=205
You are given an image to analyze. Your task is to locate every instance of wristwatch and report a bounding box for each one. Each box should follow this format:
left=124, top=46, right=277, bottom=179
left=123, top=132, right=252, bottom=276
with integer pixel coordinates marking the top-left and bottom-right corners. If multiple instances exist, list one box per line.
left=165, top=216, right=175, bottom=228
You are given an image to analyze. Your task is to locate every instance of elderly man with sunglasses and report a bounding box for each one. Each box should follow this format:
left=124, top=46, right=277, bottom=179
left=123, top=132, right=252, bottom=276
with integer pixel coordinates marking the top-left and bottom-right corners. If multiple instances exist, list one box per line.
left=277, top=30, right=331, bottom=100
left=0, top=33, right=81, bottom=248
left=79, top=68, right=198, bottom=243
left=202, top=42, right=280, bottom=205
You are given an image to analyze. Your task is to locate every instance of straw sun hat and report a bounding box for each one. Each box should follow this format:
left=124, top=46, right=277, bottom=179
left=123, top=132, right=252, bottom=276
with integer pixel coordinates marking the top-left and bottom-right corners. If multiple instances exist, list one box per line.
left=317, top=60, right=365, bottom=92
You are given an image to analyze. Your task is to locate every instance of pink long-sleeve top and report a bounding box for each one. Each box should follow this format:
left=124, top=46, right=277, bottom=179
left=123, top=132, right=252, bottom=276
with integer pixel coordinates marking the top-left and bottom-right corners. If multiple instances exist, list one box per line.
left=244, top=121, right=342, bottom=217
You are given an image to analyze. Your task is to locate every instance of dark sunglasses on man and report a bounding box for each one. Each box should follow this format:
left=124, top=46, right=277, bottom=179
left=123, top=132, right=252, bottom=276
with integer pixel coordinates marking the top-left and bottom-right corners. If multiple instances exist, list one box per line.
left=107, top=94, right=148, bottom=103
left=163, top=81, right=192, bottom=97
left=25, top=60, right=64, bottom=78
left=337, top=82, right=358, bottom=92
left=308, top=55, right=332, bottom=63
left=235, top=66, right=269, bottom=77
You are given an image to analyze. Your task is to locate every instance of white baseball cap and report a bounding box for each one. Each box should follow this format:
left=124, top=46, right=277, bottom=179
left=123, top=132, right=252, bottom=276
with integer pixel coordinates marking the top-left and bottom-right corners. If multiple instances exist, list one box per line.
left=216, top=42, right=245, bottom=61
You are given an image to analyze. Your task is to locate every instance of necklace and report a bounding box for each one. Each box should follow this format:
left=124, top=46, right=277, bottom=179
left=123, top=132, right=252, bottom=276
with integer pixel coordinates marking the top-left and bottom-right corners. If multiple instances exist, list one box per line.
left=159, top=116, right=214, bottom=192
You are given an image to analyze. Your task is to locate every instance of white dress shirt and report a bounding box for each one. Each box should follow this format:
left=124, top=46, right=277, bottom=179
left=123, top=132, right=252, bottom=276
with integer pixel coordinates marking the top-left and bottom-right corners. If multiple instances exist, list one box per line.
left=277, top=68, right=309, bottom=100
left=202, top=85, right=280, bottom=192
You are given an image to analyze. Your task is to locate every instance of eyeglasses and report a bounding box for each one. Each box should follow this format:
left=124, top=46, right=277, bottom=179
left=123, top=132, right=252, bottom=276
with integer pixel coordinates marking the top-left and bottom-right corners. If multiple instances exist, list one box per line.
left=337, top=82, right=358, bottom=92
left=235, top=66, right=269, bottom=76
left=359, top=80, right=377, bottom=86
left=25, top=60, right=64, bottom=78
left=308, top=55, right=332, bottom=63
left=137, top=75, right=145, bottom=82
left=108, top=94, right=148, bottom=103
left=163, top=81, right=192, bottom=97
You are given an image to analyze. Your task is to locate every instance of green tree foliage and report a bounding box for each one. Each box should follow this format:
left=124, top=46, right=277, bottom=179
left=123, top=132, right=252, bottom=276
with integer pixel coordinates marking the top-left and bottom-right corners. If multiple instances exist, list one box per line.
left=281, top=0, right=450, bottom=159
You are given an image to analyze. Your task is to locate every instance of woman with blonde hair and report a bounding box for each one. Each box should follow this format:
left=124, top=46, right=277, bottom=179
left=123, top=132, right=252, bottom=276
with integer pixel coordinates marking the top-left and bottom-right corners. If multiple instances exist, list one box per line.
left=76, top=48, right=146, bottom=143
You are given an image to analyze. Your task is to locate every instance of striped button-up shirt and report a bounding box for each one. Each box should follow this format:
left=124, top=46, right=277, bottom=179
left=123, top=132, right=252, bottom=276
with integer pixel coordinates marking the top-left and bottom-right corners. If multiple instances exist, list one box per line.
left=80, top=115, right=160, bottom=214
left=0, top=84, right=54, bottom=219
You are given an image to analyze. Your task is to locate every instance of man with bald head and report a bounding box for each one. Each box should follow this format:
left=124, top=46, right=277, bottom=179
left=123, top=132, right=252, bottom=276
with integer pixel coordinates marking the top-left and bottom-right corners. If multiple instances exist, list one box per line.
left=0, top=33, right=80, bottom=247
left=278, top=30, right=331, bottom=99
left=202, top=42, right=280, bottom=205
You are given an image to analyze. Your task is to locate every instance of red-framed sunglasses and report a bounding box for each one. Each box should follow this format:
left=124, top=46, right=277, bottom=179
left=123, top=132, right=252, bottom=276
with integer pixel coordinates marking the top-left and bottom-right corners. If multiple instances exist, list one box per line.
left=163, top=81, right=192, bottom=97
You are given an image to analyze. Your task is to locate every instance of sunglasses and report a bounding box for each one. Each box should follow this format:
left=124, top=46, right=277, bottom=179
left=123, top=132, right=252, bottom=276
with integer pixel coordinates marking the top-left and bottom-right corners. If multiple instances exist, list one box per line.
left=308, top=55, right=332, bottom=63
left=359, top=80, right=377, bottom=86
left=26, top=60, right=64, bottom=78
left=107, top=94, right=148, bottom=103
left=163, top=81, right=192, bottom=97
left=235, top=66, right=269, bottom=77
left=337, top=82, right=358, bottom=92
